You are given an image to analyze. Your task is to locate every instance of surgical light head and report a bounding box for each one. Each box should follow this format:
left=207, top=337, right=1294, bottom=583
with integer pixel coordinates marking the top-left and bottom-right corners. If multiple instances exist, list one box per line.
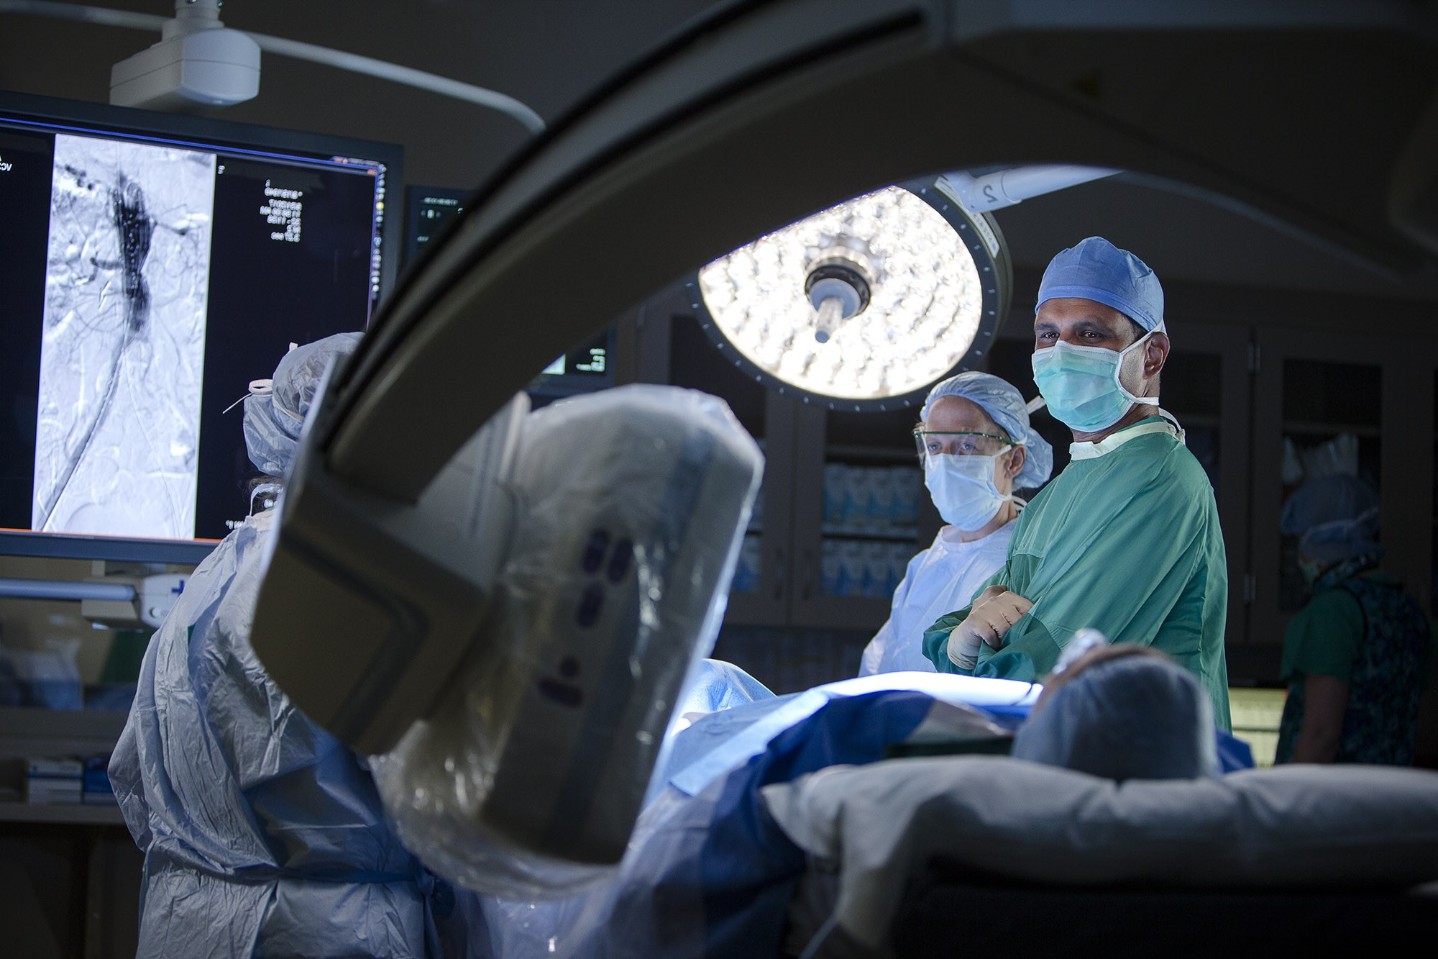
left=694, top=183, right=1008, bottom=407
left=919, top=370, right=1053, bottom=488
left=1036, top=236, right=1165, bottom=335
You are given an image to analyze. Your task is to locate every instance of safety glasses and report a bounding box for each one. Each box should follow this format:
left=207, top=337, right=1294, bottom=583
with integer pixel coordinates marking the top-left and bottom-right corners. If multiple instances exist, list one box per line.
left=913, top=429, right=1013, bottom=458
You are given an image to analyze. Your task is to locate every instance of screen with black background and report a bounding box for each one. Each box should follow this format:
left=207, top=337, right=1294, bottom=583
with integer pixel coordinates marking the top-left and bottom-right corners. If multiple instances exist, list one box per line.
left=0, top=93, right=401, bottom=562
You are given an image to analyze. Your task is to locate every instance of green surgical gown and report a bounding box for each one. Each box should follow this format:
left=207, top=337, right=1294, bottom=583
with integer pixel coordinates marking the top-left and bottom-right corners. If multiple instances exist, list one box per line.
left=922, top=420, right=1232, bottom=730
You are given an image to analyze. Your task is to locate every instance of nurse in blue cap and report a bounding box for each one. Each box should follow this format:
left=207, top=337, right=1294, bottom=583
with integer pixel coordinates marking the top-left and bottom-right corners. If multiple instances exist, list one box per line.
left=923, top=237, right=1232, bottom=731
left=859, top=370, right=1053, bottom=675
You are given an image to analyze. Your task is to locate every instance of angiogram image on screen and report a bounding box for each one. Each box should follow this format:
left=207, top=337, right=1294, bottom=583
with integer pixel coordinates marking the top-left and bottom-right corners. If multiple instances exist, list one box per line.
left=33, top=134, right=215, bottom=538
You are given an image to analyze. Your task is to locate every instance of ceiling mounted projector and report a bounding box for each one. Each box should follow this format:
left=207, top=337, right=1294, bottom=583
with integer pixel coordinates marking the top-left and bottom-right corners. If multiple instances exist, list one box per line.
left=110, top=0, right=259, bottom=111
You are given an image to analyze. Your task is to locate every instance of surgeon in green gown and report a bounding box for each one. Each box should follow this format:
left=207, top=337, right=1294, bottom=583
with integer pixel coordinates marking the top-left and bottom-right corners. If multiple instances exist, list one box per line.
left=922, top=236, right=1231, bottom=730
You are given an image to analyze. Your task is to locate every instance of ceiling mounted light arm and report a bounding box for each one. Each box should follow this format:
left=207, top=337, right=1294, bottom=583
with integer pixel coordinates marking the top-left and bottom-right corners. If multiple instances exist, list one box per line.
left=937, top=165, right=1121, bottom=213
left=244, top=32, right=545, bottom=134
left=0, top=0, right=545, bottom=133
left=0, top=0, right=166, bottom=29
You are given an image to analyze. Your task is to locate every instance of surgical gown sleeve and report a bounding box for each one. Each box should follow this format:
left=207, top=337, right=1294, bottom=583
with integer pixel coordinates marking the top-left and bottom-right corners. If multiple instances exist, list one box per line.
left=923, top=432, right=1230, bottom=729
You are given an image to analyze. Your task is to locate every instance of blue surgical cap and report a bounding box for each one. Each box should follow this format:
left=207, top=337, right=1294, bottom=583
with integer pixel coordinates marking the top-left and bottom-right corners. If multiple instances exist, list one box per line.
left=920, top=370, right=1053, bottom=489
left=1012, top=651, right=1218, bottom=781
left=243, top=332, right=362, bottom=477
left=1279, top=474, right=1382, bottom=565
left=1035, top=236, right=1165, bottom=333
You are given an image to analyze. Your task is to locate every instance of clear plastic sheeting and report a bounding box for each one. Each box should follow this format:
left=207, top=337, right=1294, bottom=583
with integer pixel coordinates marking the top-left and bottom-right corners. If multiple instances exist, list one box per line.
left=373, top=384, right=763, bottom=898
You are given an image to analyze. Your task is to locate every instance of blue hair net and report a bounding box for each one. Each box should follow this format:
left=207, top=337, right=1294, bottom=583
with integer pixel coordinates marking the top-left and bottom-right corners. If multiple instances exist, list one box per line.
left=920, top=370, right=1053, bottom=489
left=1035, top=236, right=1165, bottom=333
left=243, top=332, right=362, bottom=477
left=1279, top=474, right=1382, bottom=565
left=1012, top=649, right=1218, bottom=781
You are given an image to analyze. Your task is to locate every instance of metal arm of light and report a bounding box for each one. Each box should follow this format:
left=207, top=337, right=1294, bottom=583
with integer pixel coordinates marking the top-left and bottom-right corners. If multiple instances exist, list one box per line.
left=937, top=165, right=1122, bottom=213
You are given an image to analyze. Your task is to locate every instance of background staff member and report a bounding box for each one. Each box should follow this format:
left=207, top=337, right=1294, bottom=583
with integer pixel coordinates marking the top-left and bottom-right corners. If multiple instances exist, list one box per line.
left=1274, top=474, right=1438, bottom=765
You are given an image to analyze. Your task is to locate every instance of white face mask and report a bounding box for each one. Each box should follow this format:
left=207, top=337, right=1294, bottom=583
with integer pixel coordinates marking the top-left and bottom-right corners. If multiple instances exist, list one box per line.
left=923, top=450, right=1014, bottom=531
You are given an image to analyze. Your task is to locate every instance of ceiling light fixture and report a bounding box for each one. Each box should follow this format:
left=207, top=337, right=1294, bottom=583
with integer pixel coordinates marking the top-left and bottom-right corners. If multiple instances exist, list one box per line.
left=687, top=176, right=1010, bottom=412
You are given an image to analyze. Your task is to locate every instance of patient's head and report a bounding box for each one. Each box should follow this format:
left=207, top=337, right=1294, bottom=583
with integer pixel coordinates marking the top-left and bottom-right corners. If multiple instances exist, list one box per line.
left=1011, top=642, right=1218, bottom=781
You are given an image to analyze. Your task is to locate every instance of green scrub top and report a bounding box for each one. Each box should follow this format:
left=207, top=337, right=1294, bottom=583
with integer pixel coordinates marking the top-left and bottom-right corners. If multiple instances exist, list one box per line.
left=923, top=419, right=1232, bottom=730
left=1279, top=584, right=1367, bottom=683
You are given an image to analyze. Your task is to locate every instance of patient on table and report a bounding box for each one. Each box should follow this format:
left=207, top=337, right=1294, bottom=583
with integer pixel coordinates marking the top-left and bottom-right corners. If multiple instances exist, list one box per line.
left=1011, top=636, right=1219, bottom=780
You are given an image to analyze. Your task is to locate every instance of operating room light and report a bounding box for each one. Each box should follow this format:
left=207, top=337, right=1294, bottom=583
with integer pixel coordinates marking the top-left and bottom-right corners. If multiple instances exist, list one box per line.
left=691, top=180, right=1009, bottom=410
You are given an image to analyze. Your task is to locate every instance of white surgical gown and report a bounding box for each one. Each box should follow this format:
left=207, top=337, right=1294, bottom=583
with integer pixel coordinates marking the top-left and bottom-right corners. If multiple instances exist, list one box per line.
left=858, top=522, right=1015, bottom=676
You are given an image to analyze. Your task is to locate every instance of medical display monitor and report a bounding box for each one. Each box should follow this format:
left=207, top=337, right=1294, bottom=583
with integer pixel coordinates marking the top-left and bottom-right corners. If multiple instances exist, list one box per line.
left=0, top=92, right=403, bottom=564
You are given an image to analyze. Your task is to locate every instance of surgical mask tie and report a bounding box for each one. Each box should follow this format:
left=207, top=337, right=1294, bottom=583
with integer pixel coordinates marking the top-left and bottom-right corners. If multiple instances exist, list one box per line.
left=923, top=449, right=1017, bottom=531
left=1031, top=331, right=1159, bottom=433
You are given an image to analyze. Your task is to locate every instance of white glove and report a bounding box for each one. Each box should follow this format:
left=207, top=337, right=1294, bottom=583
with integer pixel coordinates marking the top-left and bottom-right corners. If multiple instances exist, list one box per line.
left=946, top=624, right=982, bottom=670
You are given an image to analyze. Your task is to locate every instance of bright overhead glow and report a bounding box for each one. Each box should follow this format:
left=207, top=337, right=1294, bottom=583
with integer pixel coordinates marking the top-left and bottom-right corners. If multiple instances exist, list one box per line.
left=695, top=184, right=1001, bottom=407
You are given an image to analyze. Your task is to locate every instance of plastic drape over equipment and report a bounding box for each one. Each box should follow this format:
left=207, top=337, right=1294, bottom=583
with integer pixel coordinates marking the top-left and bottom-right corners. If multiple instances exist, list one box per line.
left=372, top=384, right=764, bottom=895
left=108, top=509, right=450, bottom=959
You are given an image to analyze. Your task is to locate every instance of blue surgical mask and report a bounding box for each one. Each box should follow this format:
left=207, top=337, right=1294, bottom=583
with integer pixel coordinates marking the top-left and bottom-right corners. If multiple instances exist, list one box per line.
left=1030, top=332, right=1159, bottom=433
left=923, top=450, right=1015, bottom=531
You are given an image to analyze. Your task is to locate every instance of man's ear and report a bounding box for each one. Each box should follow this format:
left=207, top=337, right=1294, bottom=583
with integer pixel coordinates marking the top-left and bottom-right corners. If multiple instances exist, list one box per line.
left=1144, top=330, right=1170, bottom=379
